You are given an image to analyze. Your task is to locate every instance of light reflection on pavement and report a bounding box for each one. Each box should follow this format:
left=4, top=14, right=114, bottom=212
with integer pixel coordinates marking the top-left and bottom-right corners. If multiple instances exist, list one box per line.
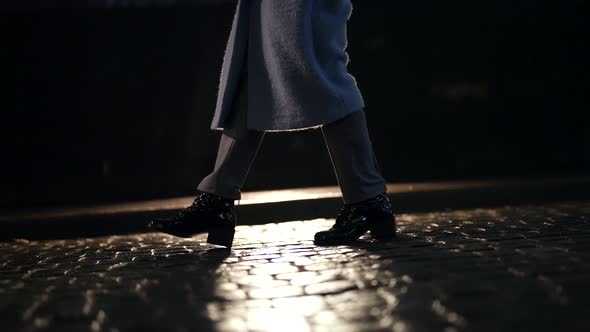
left=1, top=201, right=590, bottom=331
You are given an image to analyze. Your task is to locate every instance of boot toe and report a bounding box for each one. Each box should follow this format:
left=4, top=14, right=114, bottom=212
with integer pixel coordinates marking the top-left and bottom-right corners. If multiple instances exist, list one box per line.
left=314, top=230, right=353, bottom=245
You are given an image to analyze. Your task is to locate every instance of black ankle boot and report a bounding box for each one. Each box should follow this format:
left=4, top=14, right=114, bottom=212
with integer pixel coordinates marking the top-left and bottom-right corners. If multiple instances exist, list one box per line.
left=314, top=193, right=396, bottom=245
left=146, top=190, right=236, bottom=247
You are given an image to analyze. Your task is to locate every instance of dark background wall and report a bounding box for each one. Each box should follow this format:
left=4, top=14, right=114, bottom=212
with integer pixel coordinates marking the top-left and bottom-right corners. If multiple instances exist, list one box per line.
left=1, top=0, right=588, bottom=208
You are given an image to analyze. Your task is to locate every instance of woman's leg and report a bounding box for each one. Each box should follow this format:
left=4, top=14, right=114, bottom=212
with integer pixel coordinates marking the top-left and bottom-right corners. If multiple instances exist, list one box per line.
left=321, top=110, right=387, bottom=204
left=314, top=109, right=394, bottom=245
left=197, top=63, right=265, bottom=200
left=197, top=112, right=265, bottom=200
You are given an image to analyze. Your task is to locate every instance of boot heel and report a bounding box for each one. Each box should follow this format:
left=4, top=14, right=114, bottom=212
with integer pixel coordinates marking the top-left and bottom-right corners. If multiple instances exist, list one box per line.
left=370, top=217, right=396, bottom=240
left=207, top=227, right=235, bottom=248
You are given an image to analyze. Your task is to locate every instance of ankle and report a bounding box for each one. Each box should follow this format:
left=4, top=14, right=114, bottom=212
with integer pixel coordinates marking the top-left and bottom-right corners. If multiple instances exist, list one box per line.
left=345, top=193, right=387, bottom=207
left=196, top=190, right=235, bottom=207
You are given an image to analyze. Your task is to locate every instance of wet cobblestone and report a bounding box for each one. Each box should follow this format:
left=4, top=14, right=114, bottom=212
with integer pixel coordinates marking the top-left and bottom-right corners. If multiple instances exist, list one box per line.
left=1, top=201, right=590, bottom=331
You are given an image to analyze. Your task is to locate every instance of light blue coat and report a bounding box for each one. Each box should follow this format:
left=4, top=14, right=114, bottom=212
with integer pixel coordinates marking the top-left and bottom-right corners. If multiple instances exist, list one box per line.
left=210, top=0, right=365, bottom=132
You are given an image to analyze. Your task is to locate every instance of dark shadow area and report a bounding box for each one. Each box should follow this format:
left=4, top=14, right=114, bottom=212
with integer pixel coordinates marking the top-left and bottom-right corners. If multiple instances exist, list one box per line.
left=0, top=1, right=588, bottom=209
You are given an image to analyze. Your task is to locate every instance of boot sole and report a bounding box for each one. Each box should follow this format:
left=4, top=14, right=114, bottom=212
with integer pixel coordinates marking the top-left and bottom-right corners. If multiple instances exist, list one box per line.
left=153, top=227, right=235, bottom=248
left=313, top=225, right=372, bottom=245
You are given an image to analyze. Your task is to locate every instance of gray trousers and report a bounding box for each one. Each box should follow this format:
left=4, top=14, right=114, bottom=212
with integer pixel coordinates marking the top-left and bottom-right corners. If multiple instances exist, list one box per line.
left=198, top=63, right=387, bottom=204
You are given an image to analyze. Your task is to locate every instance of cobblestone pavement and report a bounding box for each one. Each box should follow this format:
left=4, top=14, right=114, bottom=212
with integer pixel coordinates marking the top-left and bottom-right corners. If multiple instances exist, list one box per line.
left=1, top=201, right=590, bottom=332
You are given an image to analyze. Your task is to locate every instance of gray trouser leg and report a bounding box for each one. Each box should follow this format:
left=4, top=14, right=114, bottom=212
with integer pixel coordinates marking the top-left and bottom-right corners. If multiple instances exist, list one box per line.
left=197, top=62, right=265, bottom=200
left=197, top=112, right=265, bottom=200
left=321, top=110, right=387, bottom=204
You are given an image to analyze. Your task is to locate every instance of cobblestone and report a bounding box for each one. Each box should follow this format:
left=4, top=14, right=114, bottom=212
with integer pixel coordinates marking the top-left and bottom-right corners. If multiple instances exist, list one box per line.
left=1, top=201, right=590, bottom=331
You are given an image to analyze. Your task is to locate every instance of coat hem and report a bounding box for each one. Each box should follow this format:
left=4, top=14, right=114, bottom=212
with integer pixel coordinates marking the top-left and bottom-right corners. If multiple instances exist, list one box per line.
left=210, top=125, right=322, bottom=133
left=210, top=104, right=365, bottom=133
